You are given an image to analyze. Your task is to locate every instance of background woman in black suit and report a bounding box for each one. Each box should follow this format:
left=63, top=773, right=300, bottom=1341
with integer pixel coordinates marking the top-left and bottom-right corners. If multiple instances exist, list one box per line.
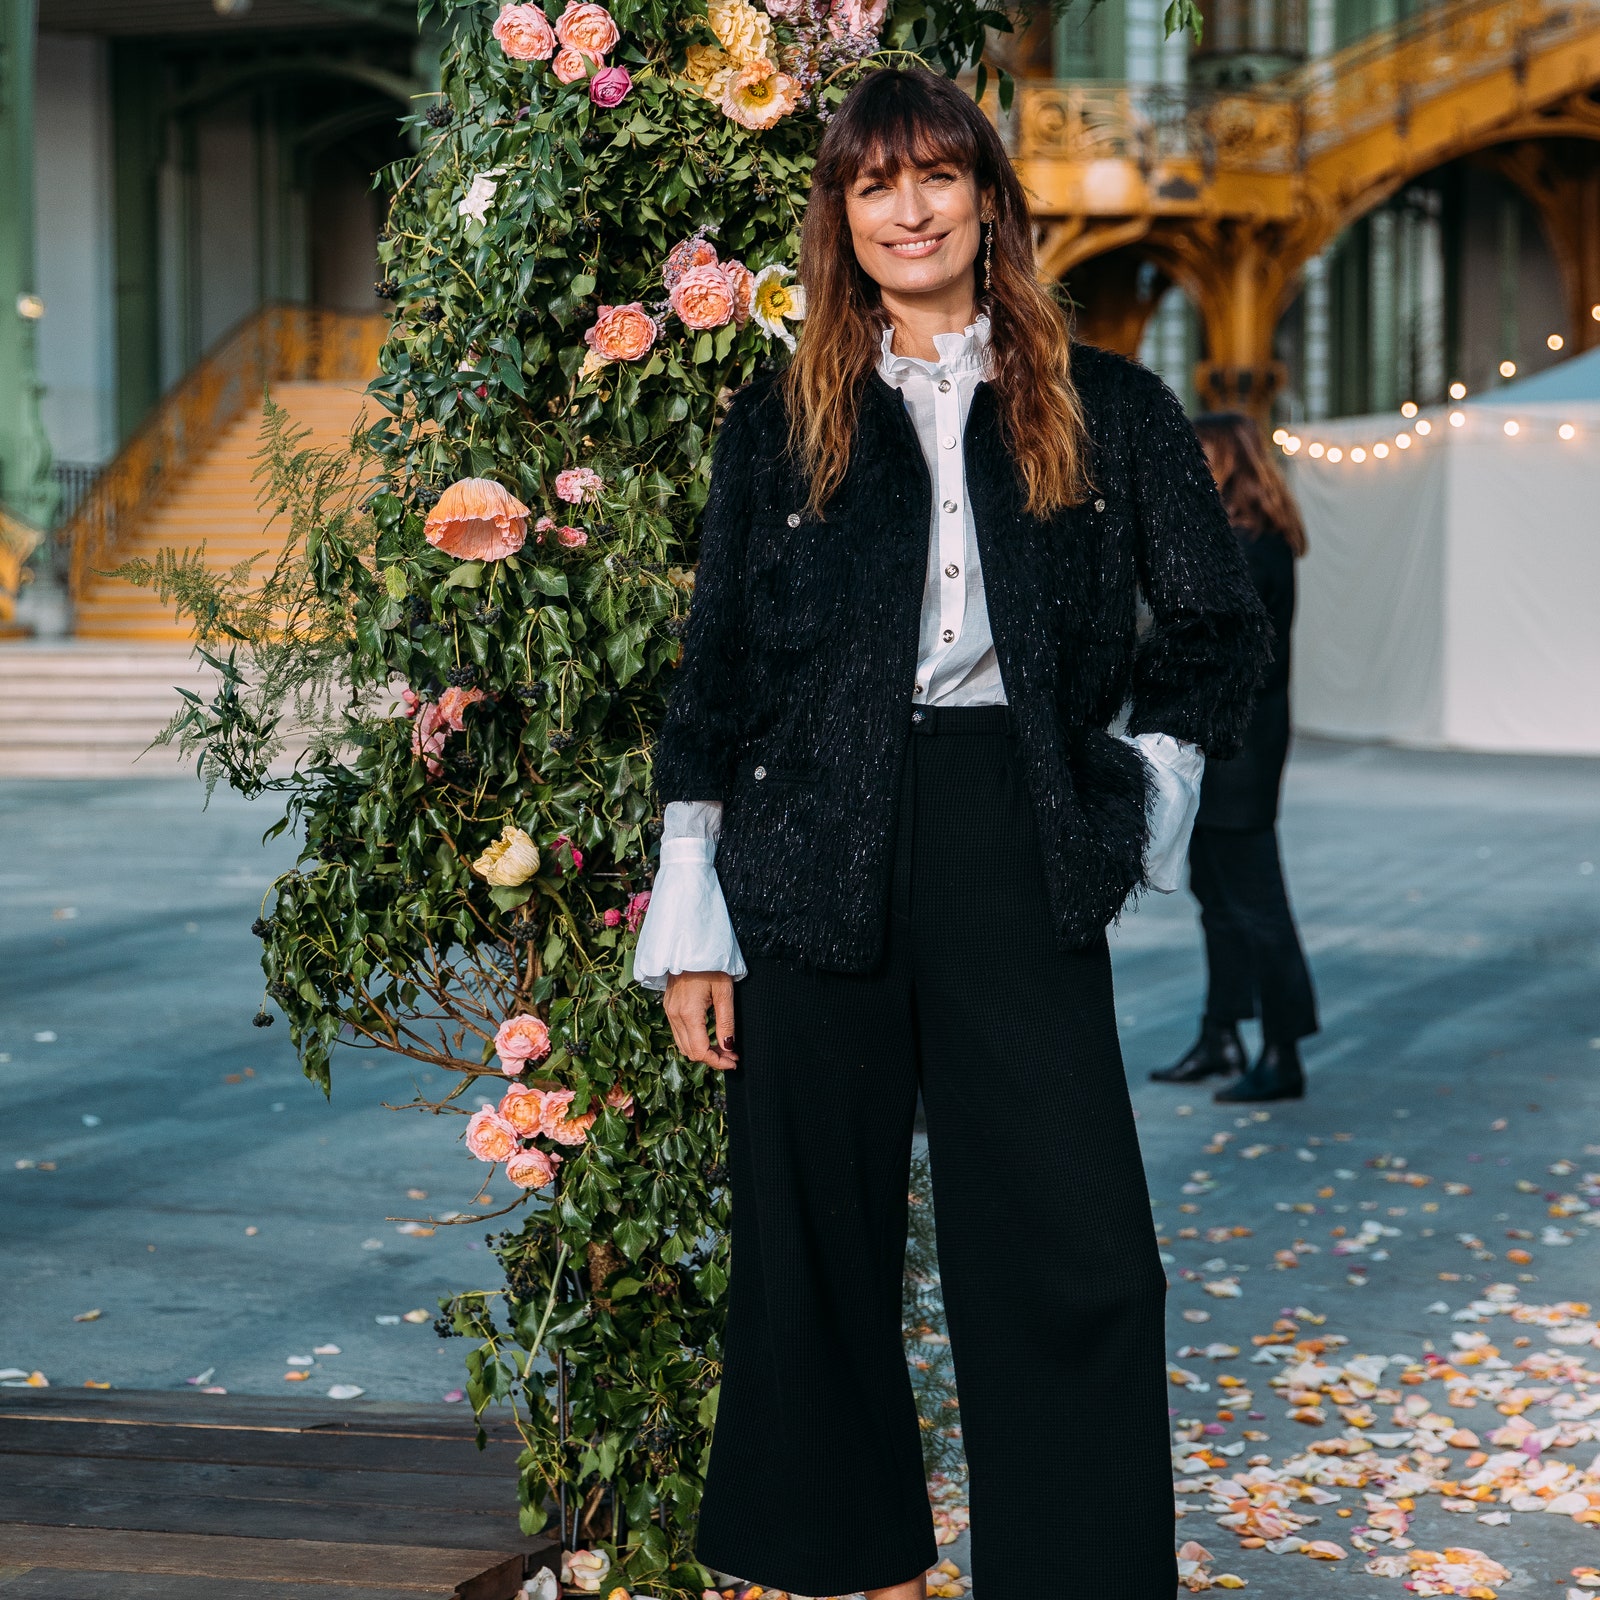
left=1152, top=412, right=1319, bottom=1102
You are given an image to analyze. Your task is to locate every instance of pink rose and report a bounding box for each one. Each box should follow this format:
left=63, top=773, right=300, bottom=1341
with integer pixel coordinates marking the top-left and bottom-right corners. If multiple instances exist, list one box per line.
left=662, top=237, right=719, bottom=293
left=535, top=514, right=556, bottom=531
left=551, top=834, right=584, bottom=873
left=589, top=65, right=632, bottom=107
left=583, top=302, right=658, bottom=363
left=764, top=0, right=801, bottom=14
left=602, top=907, right=622, bottom=928
left=556, top=525, right=588, bottom=548
left=506, top=1145, right=562, bottom=1189
left=493, top=3, right=557, bottom=60
left=539, top=1087, right=596, bottom=1146
left=624, top=890, right=652, bottom=932
left=669, top=264, right=736, bottom=331
left=554, top=467, right=604, bottom=504
left=827, top=0, right=887, bottom=35
left=552, top=45, right=589, bottom=81
left=465, top=1106, right=520, bottom=1164
left=495, top=1012, right=552, bottom=1073
left=498, top=1082, right=546, bottom=1136
left=400, top=686, right=421, bottom=718
left=555, top=0, right=620, bottom=57
left=411, top=702, right=449, bottom=776
left=722, top=259, right=755, bottom=325
left=604, top=1083, right=635, bottom=1117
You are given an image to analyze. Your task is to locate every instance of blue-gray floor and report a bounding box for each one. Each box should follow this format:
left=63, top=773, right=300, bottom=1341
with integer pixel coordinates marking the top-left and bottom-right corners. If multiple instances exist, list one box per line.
left=2, top=739, right=1598, bottom=1596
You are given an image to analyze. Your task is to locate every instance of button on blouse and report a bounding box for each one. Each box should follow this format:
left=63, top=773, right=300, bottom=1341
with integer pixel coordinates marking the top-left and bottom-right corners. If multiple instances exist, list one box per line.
left=877, top=313, right=1007, bottom=708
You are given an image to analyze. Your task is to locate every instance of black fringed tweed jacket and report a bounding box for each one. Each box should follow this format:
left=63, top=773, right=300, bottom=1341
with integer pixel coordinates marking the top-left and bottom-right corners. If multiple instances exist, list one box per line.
left=654, top=342, right=1273, bottom=970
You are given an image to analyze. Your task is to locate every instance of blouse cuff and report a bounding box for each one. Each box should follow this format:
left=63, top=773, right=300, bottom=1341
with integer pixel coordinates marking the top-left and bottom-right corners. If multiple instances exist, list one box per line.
left=1119, top=731, right=1205, bottom=894
left=633, top=803, right=747, bottom=991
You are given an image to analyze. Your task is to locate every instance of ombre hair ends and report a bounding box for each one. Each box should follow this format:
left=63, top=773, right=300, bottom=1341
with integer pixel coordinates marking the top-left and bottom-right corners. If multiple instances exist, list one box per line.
left=781, top=67, right=1090, bottom=522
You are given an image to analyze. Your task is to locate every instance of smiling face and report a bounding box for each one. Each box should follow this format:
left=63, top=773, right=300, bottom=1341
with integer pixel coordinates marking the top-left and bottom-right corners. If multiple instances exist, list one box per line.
left=843, top=153, right=991, bottom=308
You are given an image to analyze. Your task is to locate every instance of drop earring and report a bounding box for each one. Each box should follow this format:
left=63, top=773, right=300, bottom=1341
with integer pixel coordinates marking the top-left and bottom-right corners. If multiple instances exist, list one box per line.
left=981, top=219, right=994, bottom=305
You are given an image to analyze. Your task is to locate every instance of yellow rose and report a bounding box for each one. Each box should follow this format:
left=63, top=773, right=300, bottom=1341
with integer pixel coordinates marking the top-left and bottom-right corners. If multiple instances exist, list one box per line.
left=682, top=41, right=731, bottom=88
left=706, top=0, right=772, bottom=66
left=472, top=825, right=541, bottom=887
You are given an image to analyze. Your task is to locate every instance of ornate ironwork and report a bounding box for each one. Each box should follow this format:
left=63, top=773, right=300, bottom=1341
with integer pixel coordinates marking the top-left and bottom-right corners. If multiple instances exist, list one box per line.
left=1013, top=0, right=1600, bottom=182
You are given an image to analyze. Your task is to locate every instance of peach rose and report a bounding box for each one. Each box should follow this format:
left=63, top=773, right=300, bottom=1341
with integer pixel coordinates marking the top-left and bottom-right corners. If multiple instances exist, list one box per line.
left=663, top=236, right=720, bottom=292
left=436, top=685, right=487, bottom=731
left=424, top=478, right=530, bottom=561
left=605, top=1083, right=635, bottom=1117
left=495, top=1012, right=552, bottom=1074
left=554, top=0, right=619, bottom=58
left=465, top=1106, right=520, bottom=1163
left=552, top=46, right=589, bottom=82
left=498, top=1082, right=547, bottom=1136
left=539, top=1087, right=596, bottom=1146
left=583, top=302, right=657, bottom=363
left=722, top=258, right=755, bottom=324
left=556, top=525, right=588, bottom=548
left=719, top=62, right=797, bottom=130
left=670, top=264, right=736, bottom=331
left=506, top=1145, right=562, bottom=1189
left=493, top=2, right=557, bottom=60
left=554, top=466, right=604, bottom=503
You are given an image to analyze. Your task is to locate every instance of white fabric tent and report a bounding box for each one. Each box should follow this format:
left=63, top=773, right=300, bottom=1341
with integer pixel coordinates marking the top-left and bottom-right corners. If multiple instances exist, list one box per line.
left=1287, top=399, right=1600, bottom=755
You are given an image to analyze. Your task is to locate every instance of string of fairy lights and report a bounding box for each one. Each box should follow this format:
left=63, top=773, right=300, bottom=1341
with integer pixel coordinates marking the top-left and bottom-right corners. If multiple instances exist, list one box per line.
left=1275, top=309, right=1598, bottom=464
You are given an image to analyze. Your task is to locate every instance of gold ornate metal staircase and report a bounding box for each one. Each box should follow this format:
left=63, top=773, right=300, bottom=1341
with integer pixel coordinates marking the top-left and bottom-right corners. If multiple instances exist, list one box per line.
left=65, top=307, right=388, bottom=643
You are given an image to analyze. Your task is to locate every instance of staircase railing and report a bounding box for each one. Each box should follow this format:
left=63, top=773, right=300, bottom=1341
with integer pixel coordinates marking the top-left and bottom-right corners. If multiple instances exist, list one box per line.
left=65, top=305, right=390, bottom=601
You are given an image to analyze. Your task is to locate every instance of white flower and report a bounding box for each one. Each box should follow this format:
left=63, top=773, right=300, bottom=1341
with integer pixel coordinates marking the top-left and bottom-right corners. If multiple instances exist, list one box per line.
left=750, top=263, right=806, bottom=350
left=458, top=168, right=506, bottom=225
left=471, top=825, right=540, bottom=887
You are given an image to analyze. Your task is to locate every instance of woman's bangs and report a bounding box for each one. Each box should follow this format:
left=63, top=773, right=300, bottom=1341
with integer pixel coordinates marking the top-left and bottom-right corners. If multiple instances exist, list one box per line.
left=832, top=95, right=978, bottom=188
left=864, top=114, right=972, bottom=183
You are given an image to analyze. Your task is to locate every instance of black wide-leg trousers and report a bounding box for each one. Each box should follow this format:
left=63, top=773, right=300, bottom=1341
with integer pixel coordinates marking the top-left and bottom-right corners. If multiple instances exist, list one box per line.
left=695, top=706, right=1176, bottom=1600
left=1189, top=823, right=1319, bottom=1045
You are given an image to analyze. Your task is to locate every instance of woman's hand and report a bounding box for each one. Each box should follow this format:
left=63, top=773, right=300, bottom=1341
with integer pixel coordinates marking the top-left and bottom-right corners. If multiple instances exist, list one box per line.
left=664, top=971, right=739, bottom=1070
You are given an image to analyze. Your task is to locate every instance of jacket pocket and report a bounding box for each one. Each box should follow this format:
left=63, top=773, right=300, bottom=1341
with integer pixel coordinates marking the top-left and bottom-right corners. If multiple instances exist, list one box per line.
left=745, top=519, right=841, bottom=652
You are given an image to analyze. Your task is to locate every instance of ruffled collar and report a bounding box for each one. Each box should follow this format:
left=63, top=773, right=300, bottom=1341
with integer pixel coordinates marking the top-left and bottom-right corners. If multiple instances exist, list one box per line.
left=877, top=312, right=992, bottom=381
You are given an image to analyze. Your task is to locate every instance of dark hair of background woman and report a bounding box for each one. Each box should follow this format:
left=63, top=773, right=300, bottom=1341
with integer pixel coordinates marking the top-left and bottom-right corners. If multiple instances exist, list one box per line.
left=783, top=66, right=1090, bottom=522
left=1192, top=411, right=1308, bottom=557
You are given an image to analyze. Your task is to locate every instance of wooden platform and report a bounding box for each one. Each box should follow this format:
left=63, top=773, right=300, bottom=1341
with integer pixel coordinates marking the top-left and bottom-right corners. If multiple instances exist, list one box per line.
left=0, top=1389, right=557, bottom=1599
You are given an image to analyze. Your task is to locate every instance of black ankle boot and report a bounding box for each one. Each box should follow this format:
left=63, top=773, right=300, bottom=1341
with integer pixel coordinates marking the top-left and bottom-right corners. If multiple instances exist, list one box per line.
left=1150, top=1020, right=1246, bottom=1084
left=1214, top=1040, right=1306, bottom=1102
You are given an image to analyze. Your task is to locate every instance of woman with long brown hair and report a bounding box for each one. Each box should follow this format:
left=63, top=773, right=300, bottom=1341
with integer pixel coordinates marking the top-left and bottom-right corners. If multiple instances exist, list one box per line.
left=1150, top=413, right=1319, bottom=1103
left=633, top=67, right=1270, bottom=1600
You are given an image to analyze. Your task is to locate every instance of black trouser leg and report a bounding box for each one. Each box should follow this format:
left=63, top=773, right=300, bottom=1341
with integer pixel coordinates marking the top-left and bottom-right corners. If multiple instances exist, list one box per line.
left=1189, top=823, right=1256, bottom=1026
left=697, top=951, right=933, bottom=1596
left=909, top=722, right=1175, bottom=1600
left=1189, top=824, right=1318, bottom=1043
left=696, top=709, right=1176, bottom=1600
